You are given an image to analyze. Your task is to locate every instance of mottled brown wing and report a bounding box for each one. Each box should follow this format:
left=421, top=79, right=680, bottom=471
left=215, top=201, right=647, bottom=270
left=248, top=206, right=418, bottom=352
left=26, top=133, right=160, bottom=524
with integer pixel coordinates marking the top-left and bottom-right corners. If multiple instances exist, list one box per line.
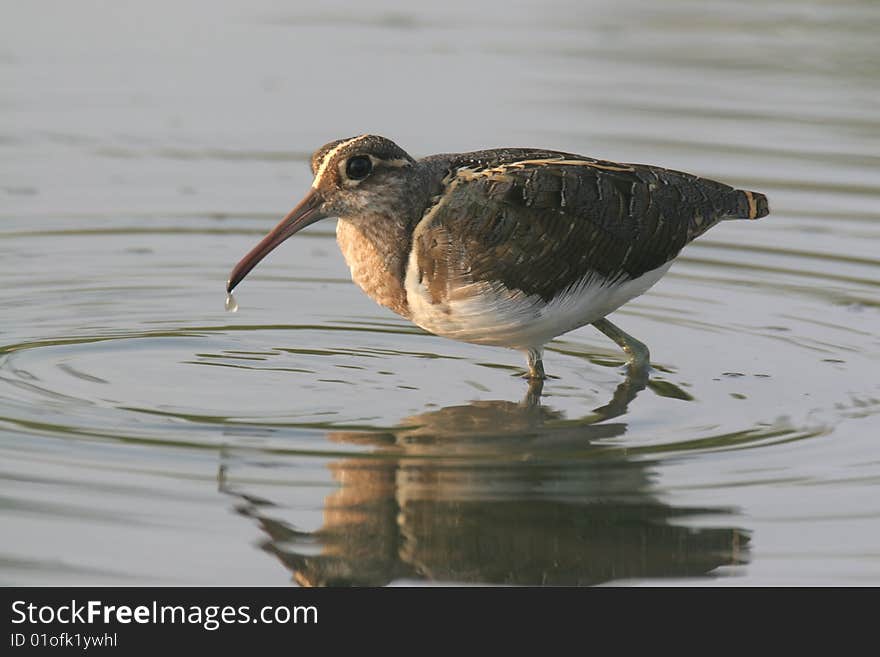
left=415, top=160, right=744, bottom=302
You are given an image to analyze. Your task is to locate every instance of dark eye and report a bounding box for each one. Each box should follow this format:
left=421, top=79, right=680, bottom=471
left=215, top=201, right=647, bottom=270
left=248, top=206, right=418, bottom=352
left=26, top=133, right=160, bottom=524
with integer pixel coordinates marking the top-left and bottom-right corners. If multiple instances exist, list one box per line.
left=346, top=155, right=372, bottom=180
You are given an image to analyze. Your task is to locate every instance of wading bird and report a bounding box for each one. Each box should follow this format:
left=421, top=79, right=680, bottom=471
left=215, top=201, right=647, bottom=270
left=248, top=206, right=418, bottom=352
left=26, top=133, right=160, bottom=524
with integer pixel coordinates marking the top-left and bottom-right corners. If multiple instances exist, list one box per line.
left=227, top=135, right=768, bottom=380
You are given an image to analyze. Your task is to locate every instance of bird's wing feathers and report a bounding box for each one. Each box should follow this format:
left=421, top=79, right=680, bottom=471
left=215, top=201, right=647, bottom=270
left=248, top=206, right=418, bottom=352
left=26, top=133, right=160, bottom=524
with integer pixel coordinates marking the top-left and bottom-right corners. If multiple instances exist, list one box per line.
left=413, top=154, right=739, bottom=302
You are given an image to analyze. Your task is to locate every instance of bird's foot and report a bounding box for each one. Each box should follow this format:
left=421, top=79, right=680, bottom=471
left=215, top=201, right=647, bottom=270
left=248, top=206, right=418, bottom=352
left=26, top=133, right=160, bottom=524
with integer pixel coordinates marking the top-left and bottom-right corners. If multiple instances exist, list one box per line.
left=524, top=350, right=549, bottom=381
left=514, top=371, right=558, bottom=381
left=592, top=318, right=651, bottom=372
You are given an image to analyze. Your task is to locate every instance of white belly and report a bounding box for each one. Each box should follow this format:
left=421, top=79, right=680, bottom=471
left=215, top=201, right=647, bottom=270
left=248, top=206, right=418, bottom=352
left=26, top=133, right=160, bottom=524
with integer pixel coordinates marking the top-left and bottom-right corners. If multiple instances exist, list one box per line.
left=404, top=260, right=671, bottom=349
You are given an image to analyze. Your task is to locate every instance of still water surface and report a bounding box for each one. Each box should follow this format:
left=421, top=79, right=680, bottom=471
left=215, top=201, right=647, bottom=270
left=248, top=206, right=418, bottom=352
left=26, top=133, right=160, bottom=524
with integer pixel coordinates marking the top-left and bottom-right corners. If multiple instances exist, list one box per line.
left=2, top=0, right=879, bottom=585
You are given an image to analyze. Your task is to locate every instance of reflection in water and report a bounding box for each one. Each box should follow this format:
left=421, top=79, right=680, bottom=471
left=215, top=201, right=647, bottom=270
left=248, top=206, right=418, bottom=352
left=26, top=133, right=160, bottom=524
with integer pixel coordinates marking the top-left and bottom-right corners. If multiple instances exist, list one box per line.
left=221, top=362, right=749, bottom=586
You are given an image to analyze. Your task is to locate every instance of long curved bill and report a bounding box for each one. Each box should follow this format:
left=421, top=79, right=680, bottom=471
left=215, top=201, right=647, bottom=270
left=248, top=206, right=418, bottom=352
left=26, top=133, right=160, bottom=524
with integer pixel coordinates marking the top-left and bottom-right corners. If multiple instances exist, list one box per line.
left=226, top=189, right=324, bottom=293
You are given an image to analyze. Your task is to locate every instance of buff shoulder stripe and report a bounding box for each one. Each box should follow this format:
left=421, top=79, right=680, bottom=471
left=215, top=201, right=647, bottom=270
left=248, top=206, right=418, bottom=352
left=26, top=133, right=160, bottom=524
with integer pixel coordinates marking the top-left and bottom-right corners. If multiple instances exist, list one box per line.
left=506, top=158, right=635, bottom=172
left=453, top=158, right=636, bottom=184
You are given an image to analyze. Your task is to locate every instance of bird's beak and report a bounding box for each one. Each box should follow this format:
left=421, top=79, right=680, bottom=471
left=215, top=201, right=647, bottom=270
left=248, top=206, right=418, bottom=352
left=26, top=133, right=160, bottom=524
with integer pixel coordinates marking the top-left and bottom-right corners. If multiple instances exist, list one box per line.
left=226, top=189, right=325, bottom=292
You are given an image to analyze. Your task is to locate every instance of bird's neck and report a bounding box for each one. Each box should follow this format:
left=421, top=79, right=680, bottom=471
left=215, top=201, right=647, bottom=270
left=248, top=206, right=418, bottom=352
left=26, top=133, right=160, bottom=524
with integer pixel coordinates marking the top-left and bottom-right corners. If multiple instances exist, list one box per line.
left=335, top=160, right=447, bottom=318
left=336, top=215, right=412, bottom=317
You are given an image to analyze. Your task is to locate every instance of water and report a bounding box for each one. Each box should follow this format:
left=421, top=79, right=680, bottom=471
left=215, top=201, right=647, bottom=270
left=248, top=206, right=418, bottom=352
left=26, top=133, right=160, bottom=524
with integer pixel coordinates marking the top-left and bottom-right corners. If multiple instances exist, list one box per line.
left=2, top=0, right=879, bottom=585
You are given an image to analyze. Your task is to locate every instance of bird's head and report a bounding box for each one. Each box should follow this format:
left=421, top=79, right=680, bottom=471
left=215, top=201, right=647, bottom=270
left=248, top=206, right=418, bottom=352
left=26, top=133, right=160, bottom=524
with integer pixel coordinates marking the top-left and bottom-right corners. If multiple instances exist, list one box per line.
left=226, top=134, right=416, bottom=293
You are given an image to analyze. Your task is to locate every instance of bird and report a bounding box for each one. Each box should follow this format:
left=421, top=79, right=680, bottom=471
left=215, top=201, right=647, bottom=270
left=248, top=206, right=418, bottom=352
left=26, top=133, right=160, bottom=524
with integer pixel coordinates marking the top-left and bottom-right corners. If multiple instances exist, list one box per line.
left=227, top=134, right=768, bottom=381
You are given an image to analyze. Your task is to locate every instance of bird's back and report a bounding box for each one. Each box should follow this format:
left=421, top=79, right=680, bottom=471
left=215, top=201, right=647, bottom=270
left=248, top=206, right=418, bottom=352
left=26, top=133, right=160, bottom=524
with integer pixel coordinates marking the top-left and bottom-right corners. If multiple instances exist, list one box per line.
left=414, top=149, right=767, bottom=300
left=404, top=148, right=768, bottom=347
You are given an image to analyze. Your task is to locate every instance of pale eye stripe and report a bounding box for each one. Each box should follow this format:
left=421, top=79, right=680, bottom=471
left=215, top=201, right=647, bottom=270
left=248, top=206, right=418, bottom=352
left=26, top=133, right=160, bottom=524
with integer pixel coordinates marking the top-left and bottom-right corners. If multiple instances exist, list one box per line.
left=337, top=155, right=414, bottom=188
left=312, top=134, right=369, bottom=188
left=381, top=158, right=412, bottom=169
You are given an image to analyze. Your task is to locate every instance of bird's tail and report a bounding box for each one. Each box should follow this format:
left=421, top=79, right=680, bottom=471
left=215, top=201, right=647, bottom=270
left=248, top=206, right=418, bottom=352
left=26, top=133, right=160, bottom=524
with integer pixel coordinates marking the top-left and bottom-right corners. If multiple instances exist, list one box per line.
left=725, top=188, right=770, bottom=220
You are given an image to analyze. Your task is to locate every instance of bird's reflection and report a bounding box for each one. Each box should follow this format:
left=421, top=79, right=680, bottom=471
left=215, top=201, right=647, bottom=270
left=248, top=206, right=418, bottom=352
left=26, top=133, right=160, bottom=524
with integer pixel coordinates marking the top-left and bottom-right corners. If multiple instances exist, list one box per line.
left=221, top=361, right=749, bottom=586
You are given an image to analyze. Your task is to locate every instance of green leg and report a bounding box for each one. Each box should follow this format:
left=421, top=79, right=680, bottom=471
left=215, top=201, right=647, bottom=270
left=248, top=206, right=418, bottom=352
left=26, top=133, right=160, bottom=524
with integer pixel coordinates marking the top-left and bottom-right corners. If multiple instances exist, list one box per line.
left=587, top=318, right=651, bottom=422
left=592, top=318, right=650, bottom=370
left=525, top=347, right=546, bottom=380
left=513, top=347, right=546, bottom=405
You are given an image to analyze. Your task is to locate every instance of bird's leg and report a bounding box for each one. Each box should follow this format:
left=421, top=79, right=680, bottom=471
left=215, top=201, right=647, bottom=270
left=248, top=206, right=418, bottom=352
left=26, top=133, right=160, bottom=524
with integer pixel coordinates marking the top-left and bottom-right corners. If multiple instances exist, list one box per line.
left=526, top=347, right=546, bottom=380
left=515, top=348, right=546, bottom=404
left=592, top=318, right=650, bottom=371
left=588, top=318, right=651, bottom=423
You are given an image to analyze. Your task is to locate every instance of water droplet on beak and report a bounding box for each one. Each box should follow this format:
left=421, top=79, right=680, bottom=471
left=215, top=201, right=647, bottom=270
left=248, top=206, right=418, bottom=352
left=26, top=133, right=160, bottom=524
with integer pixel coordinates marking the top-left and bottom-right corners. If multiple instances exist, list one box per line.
left=225, top=291, right=239, bottom=313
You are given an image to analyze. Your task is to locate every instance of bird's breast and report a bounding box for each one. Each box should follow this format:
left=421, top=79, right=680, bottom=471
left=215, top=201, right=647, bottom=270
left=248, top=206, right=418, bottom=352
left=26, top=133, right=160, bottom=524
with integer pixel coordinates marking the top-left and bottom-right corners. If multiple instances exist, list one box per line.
left=336, top=218, right=410, bottom=318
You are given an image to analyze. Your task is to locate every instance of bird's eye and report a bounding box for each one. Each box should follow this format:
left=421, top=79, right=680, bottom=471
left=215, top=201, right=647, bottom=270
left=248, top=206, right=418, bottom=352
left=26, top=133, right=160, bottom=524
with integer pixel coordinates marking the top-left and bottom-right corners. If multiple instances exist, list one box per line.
left=346, top=155, right=372, bottom=180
